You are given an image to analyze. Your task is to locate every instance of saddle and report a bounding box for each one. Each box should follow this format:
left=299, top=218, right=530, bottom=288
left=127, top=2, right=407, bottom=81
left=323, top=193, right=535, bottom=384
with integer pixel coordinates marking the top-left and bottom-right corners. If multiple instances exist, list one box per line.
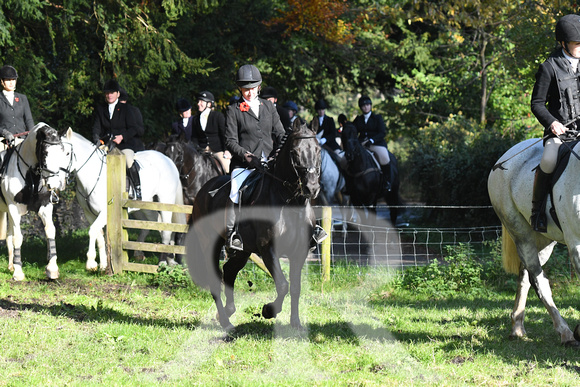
left=238, top=169, right=265, bottom=206
left=543, top=139, right=580, bottom=229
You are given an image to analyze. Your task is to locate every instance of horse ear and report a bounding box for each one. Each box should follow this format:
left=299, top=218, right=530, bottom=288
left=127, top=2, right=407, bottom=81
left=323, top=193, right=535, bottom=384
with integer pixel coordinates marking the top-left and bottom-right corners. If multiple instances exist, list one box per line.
left=66, top=127, right=74, bottom=140
left=310, top=117, right=319, bottom=133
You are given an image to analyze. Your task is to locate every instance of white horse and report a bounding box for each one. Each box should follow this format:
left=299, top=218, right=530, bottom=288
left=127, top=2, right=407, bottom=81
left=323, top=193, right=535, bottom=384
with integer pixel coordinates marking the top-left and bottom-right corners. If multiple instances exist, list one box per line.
left=61, top=129, right=186, bottom=271
left=488, top=138, right=580, bottom=346
left=0, top=123, right=70, bottom=281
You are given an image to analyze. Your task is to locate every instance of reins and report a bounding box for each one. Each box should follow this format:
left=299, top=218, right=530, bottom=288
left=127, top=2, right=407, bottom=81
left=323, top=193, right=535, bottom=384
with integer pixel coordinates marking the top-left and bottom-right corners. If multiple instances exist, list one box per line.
left=492, top=131, right=580, bottom=171
left=68, top=142, right=107, bottom=216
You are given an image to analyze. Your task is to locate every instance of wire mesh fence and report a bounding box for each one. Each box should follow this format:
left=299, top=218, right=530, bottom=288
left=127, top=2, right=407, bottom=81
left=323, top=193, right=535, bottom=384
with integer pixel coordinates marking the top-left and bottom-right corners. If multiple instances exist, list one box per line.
left=307, top=205, right=501, bottom=272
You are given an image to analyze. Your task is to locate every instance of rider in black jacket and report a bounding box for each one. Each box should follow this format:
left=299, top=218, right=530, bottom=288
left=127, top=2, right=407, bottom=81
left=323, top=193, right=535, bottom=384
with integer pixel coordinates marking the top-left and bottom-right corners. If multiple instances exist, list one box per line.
left=530, top=14, right=580, bottom=232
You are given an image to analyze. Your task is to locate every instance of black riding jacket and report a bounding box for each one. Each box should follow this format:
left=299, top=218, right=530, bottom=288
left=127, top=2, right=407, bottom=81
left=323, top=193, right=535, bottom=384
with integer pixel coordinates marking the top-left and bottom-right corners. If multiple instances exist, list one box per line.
left=531, top=49, right=580, bottom=134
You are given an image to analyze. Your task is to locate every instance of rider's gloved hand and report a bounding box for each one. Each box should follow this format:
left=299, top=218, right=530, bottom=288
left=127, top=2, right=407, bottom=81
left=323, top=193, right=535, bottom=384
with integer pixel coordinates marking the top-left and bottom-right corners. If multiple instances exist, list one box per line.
left=244, top=153, right=263, bottom=170
left=1, top=129, right=14, bottom=146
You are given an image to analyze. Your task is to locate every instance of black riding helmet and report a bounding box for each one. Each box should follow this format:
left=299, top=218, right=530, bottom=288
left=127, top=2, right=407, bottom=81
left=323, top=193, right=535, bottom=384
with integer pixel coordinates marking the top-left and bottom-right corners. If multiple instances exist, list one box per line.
left=261, top=86, right=277, bottom=99
left=175, top=98, right=192, bottom=112
left=315, top=99, right=328, bottom=110
left=358, top=95, right=372, bottom=108
left=236, top=64, right=262, bottom=88
left=197, top=90, right=215, bottom=103
left=0, top=65, right=18, bottom=79
left=556, top=14, right=580, bottom=58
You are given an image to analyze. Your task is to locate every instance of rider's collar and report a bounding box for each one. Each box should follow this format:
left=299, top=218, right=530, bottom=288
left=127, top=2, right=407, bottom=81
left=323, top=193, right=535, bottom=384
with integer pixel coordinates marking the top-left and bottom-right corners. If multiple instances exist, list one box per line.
left=563, top=48, right=580, bottom=70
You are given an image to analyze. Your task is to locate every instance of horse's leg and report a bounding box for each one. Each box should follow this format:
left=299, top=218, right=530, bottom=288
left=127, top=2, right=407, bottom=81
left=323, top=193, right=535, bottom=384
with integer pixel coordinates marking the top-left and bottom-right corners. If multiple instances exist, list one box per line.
left=510, top=267, right=530, bottom=339
left=209, top=244, right=233, bottom=330
left=38, top=204, right=59, bottom=280
left=132, top=210, right=150, bottom=261
left=158, top=209, right=177, bottom=266
left=260, top=247, right=289, bottom=320
left=222, top=249, right=250, bottom=318
left=529, top=269, right=576, bottom=345
left=289, top=252, right=307, bottom=329
left=86, top=212, right=107, bottom=271
left=7, top=206, right=25, bottom=281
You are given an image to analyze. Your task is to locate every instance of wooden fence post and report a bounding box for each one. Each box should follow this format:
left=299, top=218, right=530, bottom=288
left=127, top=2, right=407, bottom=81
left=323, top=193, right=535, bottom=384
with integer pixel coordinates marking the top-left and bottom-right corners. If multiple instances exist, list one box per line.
left=107, top=149, right=128, bottom=274
left=321, top=206, right=332, bottom=281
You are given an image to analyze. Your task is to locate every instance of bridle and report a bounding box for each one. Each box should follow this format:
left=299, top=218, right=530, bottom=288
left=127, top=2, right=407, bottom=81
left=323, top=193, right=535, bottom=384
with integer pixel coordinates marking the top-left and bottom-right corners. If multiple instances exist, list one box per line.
left=12, top=134, right=70, bottom=204
left=62, top=141, right=106, bottom=217
left=284, top=133, right=320, bottom=201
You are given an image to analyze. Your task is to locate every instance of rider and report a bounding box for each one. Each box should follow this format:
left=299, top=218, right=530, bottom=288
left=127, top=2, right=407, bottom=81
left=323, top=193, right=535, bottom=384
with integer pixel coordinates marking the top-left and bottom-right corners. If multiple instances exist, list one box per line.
left=92, top=79, right=145, bottom=199
left=191, top=90, right=231, bottom=173
left=353, top=95, right=391, bottom=191
left=311, top=99, right=341, bottom=155
left=530, top=14, right=580, bottom=232
left=224, top=64, right=286, bottom=250
left=0, top=65, right=34, bottom=150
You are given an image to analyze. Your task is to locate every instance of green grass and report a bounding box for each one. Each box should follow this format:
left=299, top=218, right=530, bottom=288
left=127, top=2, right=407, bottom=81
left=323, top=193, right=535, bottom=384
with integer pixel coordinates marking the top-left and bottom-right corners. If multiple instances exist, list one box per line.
left=0, top=230, right=579, bottom=385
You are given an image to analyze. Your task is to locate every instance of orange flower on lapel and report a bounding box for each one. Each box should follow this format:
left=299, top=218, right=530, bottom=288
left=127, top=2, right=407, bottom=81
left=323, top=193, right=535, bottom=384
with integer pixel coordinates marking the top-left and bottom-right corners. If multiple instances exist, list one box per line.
left=14, top=97, right=19, bottom=103
left=240, top=101, right=250, bottom=112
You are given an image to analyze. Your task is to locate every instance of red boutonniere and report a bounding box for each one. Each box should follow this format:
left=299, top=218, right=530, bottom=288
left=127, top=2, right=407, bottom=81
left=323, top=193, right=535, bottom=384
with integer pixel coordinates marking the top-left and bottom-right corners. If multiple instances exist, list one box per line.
left=14, top=97, right=19, bottom=103
left=239, top=101, right=250, bottom=112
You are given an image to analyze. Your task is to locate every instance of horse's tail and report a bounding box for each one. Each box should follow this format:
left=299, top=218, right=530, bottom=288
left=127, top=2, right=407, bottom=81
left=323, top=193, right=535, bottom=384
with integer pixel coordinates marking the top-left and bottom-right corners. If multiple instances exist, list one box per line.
left=0, top=212, right=6, bottom=240
left=501, top=224, right=520, bottom=275
left=172, top=181, right=187, bottom=225
left=184, top=202, right=215, bottom=290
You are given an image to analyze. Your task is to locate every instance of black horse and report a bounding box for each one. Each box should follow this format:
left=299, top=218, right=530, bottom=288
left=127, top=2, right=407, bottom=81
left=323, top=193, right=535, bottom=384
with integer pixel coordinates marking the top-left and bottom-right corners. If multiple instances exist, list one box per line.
left=156, top=136, right=225, bottom=207
left=185, top=120, right=321, bottom=331
left=340, top=122, right=401, bottom=225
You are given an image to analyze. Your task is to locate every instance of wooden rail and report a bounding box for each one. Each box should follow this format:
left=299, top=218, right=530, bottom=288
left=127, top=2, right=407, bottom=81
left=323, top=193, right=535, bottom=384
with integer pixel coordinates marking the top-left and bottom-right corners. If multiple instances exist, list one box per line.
left=105, top=148, right=332, bottom=280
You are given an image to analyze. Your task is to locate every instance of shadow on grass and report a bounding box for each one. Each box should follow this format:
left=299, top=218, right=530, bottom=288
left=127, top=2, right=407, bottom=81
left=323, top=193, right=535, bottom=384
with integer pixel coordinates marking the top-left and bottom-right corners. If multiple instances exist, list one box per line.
left=0, top=297, right=201, bottom=330
left=369, top=291, right=580, bottom=371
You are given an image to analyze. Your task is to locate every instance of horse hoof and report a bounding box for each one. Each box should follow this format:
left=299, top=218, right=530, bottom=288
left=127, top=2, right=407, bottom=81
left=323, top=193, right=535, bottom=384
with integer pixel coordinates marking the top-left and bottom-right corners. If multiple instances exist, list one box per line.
left=262, top=304, right=277, bottom=320
left=564, top=340, right=580, bottom=348
left=86, top=261, right=98, bottom=272
left=46, top=267, right=59, bottom=280
left=12, top=265, right=25, bottom=281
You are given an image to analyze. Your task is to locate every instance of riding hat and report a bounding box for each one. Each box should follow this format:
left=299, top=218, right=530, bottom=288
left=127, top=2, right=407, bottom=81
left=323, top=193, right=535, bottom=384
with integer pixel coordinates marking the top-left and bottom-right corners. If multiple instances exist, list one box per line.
left=103, top=79, right=120, bottom=92
left=175, top=98, right=192, bottom=112
left=315, top=99, right=328, bottom=110
left=283, top=101, right=298, bottom=112
left=556, top=14, right=580, bottom=42
left=0, top=65, right=18, bottom=79
left=261, top=86, right=278, bottom=99
left=197, top=91, right=215, bottom=103
left=358, top=95, right=372, bottom=108
left=236, top=64, right=262, bottom=88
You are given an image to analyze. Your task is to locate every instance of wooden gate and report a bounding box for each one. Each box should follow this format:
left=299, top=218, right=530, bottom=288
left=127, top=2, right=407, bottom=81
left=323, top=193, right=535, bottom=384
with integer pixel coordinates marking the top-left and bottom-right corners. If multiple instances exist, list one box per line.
left=105, top=148, right=332, bottom=278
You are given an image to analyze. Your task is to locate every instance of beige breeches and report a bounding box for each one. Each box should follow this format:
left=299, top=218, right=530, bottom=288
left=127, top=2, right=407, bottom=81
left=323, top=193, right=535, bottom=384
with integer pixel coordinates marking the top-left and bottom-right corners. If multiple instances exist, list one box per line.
left=368, top=144, right=390, bottom=165
left=540, top=137, right=561, bottom=174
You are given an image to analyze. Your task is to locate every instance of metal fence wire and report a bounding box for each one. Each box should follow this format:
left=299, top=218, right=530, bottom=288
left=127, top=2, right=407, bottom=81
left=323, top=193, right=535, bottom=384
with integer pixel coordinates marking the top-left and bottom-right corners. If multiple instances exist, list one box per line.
left=307, top=205, right=501, bottom=270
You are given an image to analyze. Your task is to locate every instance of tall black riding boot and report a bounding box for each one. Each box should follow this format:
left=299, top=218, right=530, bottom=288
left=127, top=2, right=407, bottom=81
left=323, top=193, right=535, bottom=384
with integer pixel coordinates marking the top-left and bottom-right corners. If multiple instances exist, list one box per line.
left=127, top=163, right=142, bottom=200
left=226, top=200, right=243, bottom=251
left=530, top=168, right=552, bottom=233
left=381, top=163, right=392, bottom=192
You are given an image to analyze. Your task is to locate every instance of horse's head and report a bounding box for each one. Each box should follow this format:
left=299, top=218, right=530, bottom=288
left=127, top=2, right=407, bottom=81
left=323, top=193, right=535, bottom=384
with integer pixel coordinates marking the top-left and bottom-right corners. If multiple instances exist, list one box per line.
left=279, top=120, right=321, bottom=200
left=35, top=124, right=71, bottom=191
left=163, top=137, right=185, bottom=168
left=340, top=122, right=360, bottom=163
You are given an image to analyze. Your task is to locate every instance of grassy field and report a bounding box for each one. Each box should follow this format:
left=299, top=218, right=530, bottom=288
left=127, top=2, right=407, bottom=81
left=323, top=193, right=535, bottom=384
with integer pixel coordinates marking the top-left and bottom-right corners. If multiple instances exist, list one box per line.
left=0, top=231, right=579, bottom=386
